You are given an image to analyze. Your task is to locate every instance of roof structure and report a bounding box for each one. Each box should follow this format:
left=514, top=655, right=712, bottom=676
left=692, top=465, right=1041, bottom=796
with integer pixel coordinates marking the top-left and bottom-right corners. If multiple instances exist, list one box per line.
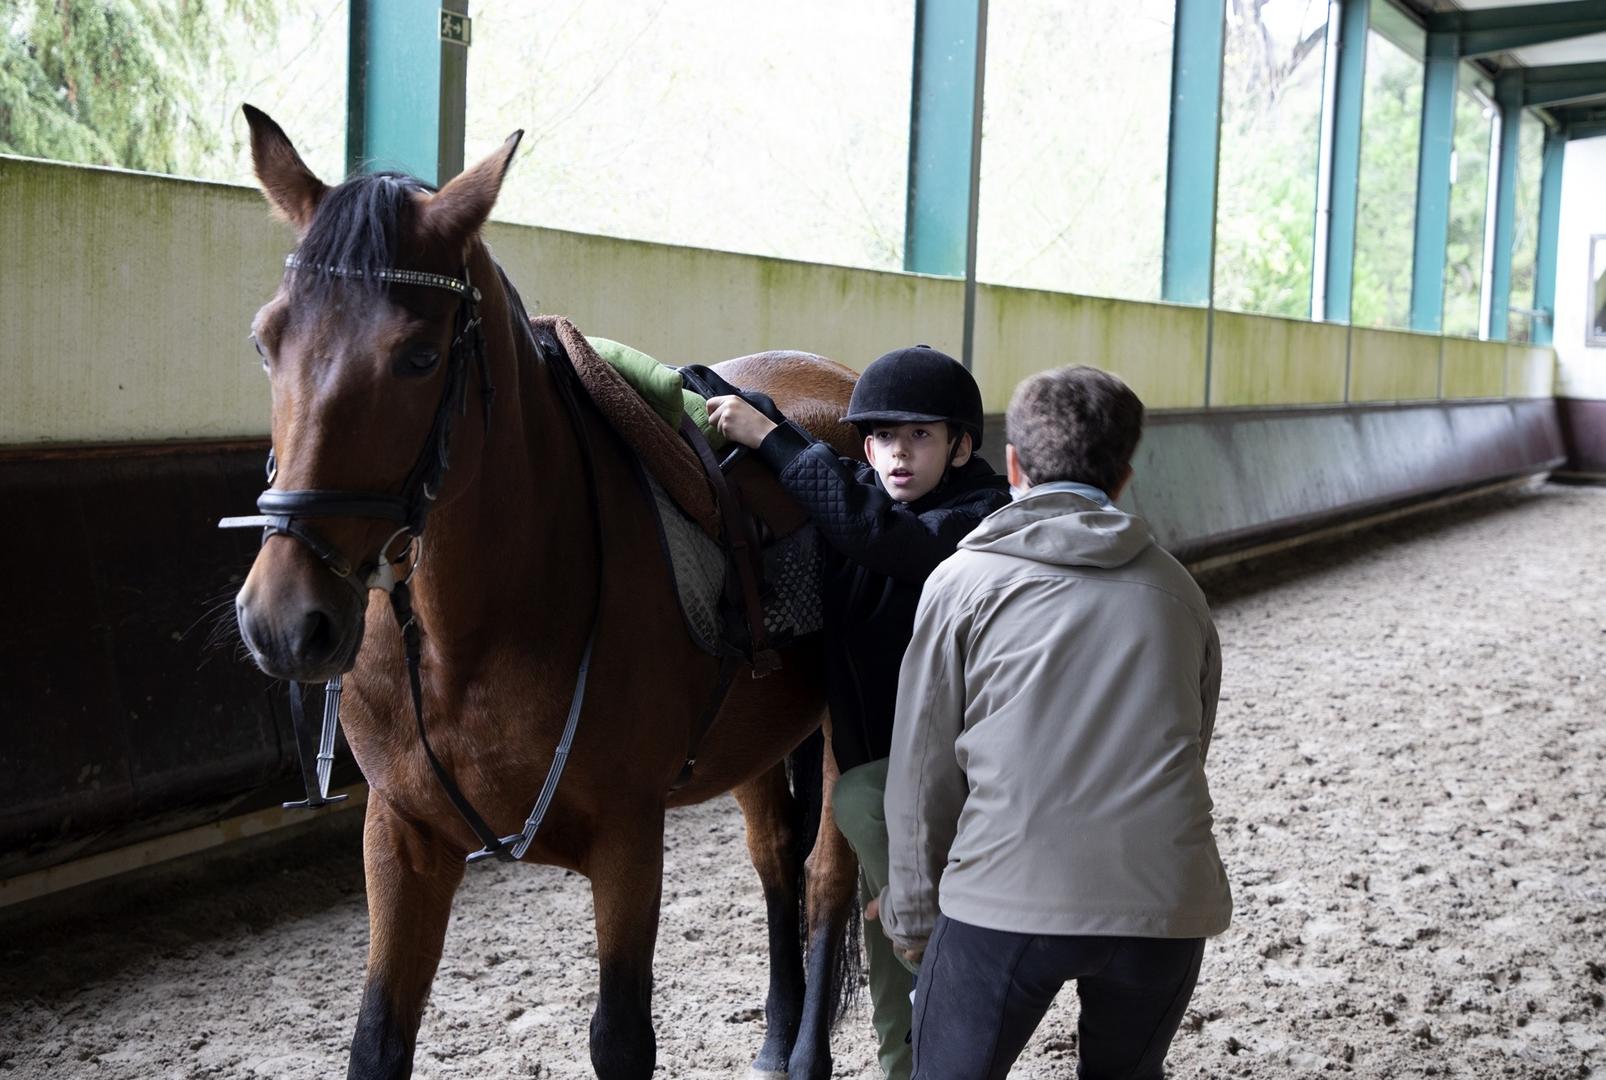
left=1404, top=0, right=1606, bottom=139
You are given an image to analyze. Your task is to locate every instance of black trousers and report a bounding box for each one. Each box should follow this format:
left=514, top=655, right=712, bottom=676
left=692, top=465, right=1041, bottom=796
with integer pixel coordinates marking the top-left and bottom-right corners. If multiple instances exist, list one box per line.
left=910, top=915, right=1206, bottom=1080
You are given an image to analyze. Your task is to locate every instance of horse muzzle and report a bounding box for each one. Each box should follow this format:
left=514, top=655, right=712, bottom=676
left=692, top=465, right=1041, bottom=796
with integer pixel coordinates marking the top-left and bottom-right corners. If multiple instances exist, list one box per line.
left=236, top=544, right=367, bottom=682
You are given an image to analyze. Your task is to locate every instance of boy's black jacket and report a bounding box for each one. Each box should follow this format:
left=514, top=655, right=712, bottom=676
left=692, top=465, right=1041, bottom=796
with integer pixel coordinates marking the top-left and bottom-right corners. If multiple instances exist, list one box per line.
left=757, top=420, right=1011, bottom=773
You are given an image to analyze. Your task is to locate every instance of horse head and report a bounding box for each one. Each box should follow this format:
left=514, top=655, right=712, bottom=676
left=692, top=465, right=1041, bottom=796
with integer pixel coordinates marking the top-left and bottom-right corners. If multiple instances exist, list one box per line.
left=234, top=104, right=522, bottom=683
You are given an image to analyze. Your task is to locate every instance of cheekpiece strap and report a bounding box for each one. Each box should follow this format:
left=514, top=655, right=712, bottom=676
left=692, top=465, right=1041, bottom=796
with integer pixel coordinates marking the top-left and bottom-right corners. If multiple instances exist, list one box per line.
left=284, top=255, right=482, bottom=302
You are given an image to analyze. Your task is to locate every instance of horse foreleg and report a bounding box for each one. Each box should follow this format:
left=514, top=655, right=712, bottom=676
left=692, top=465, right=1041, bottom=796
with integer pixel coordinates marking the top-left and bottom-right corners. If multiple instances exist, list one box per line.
left=348, top=795, right=466, bottom=1080
left=586, top=810, right=666, bottom=1080
left=788, top=735, right=859, bottom=1080
left=734, top=763, right=806, bottom=1078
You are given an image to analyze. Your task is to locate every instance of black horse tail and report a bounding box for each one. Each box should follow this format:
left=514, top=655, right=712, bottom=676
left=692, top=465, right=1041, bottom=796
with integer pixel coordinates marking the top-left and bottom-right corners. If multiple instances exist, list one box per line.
left=785, top=728, right=864, bottom=1026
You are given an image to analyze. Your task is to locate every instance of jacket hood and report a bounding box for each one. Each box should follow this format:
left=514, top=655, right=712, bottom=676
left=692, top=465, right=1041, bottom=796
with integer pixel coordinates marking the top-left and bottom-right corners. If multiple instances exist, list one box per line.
left=960, top=488, right=1152, bottom=568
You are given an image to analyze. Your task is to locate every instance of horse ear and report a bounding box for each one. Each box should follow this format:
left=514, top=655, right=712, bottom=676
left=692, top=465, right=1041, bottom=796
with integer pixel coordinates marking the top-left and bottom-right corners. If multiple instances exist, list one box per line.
left=423, top=130, right=524, bottom=247
left=243, top=103, right=328, bottom=234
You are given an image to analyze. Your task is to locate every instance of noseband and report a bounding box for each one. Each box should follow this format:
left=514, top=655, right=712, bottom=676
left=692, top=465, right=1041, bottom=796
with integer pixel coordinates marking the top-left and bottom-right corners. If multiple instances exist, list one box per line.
left=221, top=256, right=494, bottom=593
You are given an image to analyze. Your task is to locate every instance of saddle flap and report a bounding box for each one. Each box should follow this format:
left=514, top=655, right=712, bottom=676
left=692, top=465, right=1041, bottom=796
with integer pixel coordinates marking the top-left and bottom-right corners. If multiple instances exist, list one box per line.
left=538, top=315, right=722, bottom=540
left=723, top=455, right=810, bottom=541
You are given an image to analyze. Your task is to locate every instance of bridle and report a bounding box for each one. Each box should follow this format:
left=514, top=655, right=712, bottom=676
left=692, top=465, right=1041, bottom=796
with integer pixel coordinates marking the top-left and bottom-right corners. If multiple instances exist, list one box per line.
left=234, top=255, right=494, bottom=592
left=221, top=253, right=602, bottom=865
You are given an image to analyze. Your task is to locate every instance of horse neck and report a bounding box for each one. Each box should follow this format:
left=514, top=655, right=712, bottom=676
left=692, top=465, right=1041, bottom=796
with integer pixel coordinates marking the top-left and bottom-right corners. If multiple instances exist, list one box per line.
left=403, top=247, right=599, bottom=655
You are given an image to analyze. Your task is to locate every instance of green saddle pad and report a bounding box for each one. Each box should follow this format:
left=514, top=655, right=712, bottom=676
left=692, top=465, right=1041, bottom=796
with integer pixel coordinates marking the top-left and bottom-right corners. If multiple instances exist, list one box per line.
left=586, top=336, right=725, bottom=450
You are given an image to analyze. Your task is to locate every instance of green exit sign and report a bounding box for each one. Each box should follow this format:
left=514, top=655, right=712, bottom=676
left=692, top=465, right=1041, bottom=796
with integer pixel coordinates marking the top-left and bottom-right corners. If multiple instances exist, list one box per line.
left=440, top=10, right=471, bottom=46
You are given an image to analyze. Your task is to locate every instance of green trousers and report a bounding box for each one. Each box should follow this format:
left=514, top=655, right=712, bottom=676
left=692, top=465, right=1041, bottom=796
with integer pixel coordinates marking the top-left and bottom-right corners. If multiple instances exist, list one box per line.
left=834, top=759, right=915, bottom=1080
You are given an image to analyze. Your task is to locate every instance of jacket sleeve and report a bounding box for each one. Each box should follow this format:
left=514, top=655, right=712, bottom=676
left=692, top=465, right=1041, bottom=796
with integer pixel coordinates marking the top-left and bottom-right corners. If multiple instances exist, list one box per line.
left=756, top=420, right=989, bottom=584
left=877, top=574, right=971, bottom=954
left=1199, top=618, right=1222, bottom=761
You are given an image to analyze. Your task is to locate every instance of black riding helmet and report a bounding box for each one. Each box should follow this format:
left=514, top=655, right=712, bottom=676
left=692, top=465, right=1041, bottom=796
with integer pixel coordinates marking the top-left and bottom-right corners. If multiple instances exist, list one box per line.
left=841, top=345, right=986, bottom=450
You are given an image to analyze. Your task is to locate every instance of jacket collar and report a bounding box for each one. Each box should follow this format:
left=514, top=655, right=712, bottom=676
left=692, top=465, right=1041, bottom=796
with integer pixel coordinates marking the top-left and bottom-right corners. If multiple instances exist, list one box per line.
left=1017, top=480, right=1116, bottom=510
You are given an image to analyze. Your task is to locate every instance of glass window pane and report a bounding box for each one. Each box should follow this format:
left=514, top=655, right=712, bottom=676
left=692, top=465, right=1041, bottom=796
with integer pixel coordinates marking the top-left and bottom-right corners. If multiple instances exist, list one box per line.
left=1442, top=83, right=1492, bottom=338
left=1213, top=0, right=1329, bottom=318
left=1, top=2, right=348, bottom=183
left=466, top=1, right=913, bottom=272
left=975, top=0, right=1174, bottom=302
left=1351, top=31, right=1421, bottom=329
left=1507, top=112, right=1544, bottom=342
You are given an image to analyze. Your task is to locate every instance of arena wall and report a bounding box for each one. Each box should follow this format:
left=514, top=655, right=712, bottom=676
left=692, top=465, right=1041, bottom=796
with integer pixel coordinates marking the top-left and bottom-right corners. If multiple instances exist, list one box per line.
left=0, top=155, right=1567, bottom=884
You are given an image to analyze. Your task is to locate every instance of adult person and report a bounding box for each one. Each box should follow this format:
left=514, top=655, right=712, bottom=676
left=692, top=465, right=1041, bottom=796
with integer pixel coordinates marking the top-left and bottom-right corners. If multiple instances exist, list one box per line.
left=873, top=365, right=1232, bottom=1080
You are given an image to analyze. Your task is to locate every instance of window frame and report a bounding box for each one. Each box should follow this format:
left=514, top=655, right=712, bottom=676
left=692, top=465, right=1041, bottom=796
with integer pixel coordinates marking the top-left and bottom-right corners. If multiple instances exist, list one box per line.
left=1589, top=234, right=1606, bottom=348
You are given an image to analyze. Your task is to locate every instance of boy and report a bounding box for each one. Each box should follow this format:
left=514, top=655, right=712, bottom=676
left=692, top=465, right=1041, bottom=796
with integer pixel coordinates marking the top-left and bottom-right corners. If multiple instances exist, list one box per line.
left=708, top=345, right=1011, bottom=1080
left=874, top=365, right=1232, bottom=1080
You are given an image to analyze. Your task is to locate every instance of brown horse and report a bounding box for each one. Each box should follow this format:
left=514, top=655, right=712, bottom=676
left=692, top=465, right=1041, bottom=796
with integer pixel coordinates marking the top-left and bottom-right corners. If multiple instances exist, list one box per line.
left=232, top=105, right=861, bottom=1079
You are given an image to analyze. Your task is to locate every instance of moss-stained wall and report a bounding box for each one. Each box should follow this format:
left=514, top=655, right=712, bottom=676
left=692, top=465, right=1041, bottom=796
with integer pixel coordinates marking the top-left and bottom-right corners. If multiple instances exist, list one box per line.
left=1348, top=327, right=1441, bottom=402
left=0, top=156, right=1561, bottom=446
left=1442, top=337, right=1510, bottom=398
left=0, top=158, right=281, bottom=444
left=483, top=223, right=964, bottom=374
left=972, top=286, right=1208, bottom=411
left=1506, top=345, right=1555, bottom=399
left=1210, top=311, right=1348, bottom=406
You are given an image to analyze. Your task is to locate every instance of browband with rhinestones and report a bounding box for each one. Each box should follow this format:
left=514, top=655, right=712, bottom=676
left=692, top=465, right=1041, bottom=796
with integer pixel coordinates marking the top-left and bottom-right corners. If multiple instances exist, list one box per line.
left=284, top=255, right=481, bottom=302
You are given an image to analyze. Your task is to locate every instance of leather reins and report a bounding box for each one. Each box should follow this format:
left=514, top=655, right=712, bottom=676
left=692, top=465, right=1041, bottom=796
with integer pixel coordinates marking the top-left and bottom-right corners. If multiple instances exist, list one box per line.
left=222, top=254, right=603, bottom=865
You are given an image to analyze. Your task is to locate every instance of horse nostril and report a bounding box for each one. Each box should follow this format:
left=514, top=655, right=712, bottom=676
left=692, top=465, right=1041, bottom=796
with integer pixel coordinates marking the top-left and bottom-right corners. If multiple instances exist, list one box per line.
left=296, top=607, right=340, bottom=663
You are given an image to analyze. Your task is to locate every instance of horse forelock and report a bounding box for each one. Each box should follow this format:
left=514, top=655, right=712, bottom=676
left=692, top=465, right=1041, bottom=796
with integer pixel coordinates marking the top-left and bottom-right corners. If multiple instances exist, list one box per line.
left=288, top=171, right=436, bottom=305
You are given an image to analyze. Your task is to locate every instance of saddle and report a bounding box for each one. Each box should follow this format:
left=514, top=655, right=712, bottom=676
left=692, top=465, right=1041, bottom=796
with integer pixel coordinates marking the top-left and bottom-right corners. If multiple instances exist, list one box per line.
left=533, top=317, right=819, bottom=676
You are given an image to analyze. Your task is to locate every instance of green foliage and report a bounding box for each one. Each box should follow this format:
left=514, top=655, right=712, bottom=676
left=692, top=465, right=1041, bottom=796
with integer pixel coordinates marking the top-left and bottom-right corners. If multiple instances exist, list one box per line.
left=1507, top=114, right=1545, bottom=342
left=1, top=0, right=276, bottom=174
left=1442, top=89, right=1491, bottom=338
left=1212, top=0, right=1327, bottom=319
left=1351, top=34, right=1422, bottom=330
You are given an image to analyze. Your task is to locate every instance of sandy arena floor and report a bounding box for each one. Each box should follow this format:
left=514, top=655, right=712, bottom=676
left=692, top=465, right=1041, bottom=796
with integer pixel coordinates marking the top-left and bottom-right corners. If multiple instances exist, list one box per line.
left=3, top=481, right=1604, bottom=1078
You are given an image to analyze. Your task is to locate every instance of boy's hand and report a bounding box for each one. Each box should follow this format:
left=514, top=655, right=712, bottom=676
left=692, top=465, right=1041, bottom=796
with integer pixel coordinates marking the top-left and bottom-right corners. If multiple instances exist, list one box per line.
left=895, top=941, right=925, bottom=966
left=864, top=897, right=924, bottom=965
left=707, top=395, right=777, bottom=449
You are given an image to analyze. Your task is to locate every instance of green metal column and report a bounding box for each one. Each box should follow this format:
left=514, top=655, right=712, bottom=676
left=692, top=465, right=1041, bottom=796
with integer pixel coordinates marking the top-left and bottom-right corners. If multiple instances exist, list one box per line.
left=1161, top=0, right=1227, bottom=306
left=1318, top=0, right=1369, bottom=324
left=1487, top=71, right=1522, bottom=341
left=347, top=0, right=470, bottom=186
left=904, top=0, right=987, bottom=279
left=1531, top=126, right=1565, bottom=346
left=1409, top=33, right=1458, bottom=332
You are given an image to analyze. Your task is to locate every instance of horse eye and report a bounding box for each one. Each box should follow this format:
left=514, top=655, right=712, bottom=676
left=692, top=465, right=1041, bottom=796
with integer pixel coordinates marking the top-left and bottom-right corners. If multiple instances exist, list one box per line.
left=398, top=348, right=439, bottom=375
left=249, top=334, right=269, bottom=370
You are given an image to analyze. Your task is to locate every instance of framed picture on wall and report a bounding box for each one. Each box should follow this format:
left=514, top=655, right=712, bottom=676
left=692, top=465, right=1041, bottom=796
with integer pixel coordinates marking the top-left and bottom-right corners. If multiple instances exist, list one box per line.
left=1591, top=234, right=1606, bottom=348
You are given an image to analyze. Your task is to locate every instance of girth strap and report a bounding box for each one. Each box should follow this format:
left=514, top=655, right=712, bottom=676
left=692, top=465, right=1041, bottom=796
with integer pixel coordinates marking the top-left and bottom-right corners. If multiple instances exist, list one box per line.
left=670, top=652, right=742, bottom=793
left=676, top=416, right=778, bottom=677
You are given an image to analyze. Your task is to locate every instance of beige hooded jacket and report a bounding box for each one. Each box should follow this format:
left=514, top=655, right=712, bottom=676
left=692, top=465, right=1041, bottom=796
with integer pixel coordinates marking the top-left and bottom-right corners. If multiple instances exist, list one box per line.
left=878, top=487, right=1232, bottom=952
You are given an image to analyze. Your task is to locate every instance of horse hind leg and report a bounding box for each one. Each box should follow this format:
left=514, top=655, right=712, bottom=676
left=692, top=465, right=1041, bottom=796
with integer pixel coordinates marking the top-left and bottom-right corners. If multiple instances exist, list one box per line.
left=586, top=808, right=667, bottom=1080
left=787, top=729, right=861, bottom=1080
left=733, top=760, right=809, bottom=1077
left=348, top=796, right=466, bottom=1080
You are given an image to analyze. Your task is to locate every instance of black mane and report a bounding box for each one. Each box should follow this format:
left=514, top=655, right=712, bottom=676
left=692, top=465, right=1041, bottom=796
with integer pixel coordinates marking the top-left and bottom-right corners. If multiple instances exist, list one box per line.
left=289, top=171, right=436, bottom=303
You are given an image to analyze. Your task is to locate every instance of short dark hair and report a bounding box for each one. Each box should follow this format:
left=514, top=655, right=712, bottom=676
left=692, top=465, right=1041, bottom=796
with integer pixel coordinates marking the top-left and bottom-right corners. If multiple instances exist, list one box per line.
left=866, top=420, right=966, bottom=445
left=1005, top=366, right=1144, bottom=492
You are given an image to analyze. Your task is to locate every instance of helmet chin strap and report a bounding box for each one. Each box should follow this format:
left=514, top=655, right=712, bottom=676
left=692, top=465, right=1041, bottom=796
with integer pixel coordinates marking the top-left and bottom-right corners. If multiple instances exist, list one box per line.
left=938, top=430, right=967, bottom=488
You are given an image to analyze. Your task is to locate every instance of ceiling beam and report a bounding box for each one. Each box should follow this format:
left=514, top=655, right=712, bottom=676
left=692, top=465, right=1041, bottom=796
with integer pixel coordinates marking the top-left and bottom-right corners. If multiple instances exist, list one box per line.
left=1551, top=100, right=1606, bottom=139
left=1555, top=102, right=1606, bottom=123
left=1565, top=119, right=1606, bottom=140
left=1520, top=61, right=1606, bottom=107
left=1424, top=1, right=1606, bottom=59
